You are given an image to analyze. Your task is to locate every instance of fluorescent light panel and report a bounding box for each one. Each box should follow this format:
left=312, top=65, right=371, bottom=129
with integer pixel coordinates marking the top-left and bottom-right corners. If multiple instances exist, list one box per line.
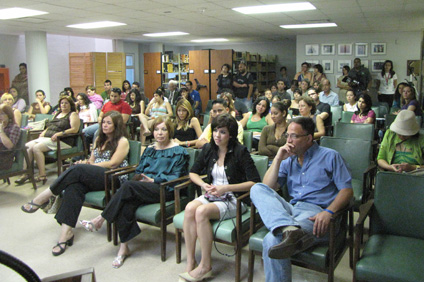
left=67, top=21, right=126, bottom=29
left=0, top=7, right=48, bottom=20
left=144, top=32, right=189, bottom=37
left=281, top=23, right=337, bottom=29
left=232, top=2, right=315, bottom=14
left=191, top=38, right=228, bottom=43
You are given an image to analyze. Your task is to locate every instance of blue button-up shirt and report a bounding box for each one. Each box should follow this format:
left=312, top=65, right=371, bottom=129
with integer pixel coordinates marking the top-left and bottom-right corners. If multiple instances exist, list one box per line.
left=319, top=90, right=339, bottom=106
left=278, top=142, right=352, bottom=207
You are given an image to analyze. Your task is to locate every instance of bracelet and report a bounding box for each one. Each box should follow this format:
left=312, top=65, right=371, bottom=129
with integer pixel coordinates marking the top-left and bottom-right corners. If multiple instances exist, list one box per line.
left=186, top=141, right=189, bottom=147
left=324, top=208, right=334, bottom=215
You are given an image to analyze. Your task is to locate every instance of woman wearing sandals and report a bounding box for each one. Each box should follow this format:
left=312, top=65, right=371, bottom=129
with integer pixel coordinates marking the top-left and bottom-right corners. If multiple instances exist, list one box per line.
left=21, top=111, right=130, bottom=256
left=79, top=116, right=188, bottom=268
left=179, top=114, right=260, bottom=281
left=16, top=96, right=80, bottom=185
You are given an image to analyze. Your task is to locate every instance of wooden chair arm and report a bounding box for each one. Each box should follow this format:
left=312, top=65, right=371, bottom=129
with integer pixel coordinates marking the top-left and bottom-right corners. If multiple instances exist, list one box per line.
left=105, top=164, right=137, bottom=176
left=354, top=199, right=374, bottom=273
left=356, top=199, right=374, bottom=227
left=174, top=175, right=206, bottom=214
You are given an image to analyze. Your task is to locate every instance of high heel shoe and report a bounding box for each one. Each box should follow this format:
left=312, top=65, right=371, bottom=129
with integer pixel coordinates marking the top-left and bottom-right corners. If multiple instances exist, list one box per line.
left=35, top=175, right=48, bottom=185
left=21, top=200, right=49, bottom=213
left=52, top=235, right=74, bottom=256
left=15, top=174, right=29, bottom=185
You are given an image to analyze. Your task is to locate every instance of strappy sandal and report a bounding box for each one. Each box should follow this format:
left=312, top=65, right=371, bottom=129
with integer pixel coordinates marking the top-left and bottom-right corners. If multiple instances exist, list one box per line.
left=35, top=175, right=48, bottom=185
left=79, top=220, right=98, bottom=232
left=112, top=254, right=129, bottom=268
left=52, top=235, right=74, bottom=256
left=21, top=200, right=48, bottom=213
left=15, top=174, right=29, bottom=185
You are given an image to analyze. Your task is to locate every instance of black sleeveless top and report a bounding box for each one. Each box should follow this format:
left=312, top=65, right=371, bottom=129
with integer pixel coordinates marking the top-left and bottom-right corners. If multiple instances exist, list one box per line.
left=174, top=127, right=197, bottom=142
left=44, top=112, right=77, bottom=146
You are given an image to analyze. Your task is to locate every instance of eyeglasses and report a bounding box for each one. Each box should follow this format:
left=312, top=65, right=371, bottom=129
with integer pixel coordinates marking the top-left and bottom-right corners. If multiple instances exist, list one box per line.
left=284, top=133, right=309, bottom=140
left=308, top=92, right=317, bottom=96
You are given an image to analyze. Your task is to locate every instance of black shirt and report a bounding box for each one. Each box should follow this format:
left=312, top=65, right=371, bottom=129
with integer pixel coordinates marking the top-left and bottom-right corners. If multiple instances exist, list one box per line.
left=233, top=72, right=254, bottom=99
left=217, top=74, right=233, bottom=94
left=316, top=102, right=332, bottom=127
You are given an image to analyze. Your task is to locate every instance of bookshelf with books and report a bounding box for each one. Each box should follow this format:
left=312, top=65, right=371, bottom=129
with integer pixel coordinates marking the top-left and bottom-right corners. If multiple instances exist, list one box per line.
left=161, top=52, right=189, bottom=88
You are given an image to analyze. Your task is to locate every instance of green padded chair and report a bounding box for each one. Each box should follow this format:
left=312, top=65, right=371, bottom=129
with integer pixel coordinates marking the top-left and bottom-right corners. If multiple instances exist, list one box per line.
left=34, top=114, right=54, bottom=122
left=371, top=106, right=381, bottom=119
left=243, top=130, right=253, bottom=152
left=331, top=106, right=342, bottom=126
left=44, top=119, right=87, bottom=176
left=333, top=122, right=375, bottom=142
left=354, top=172, right=424, bottom=282
left=320, top=136, right=376, bottom=209
left=21, top=114, right=29, bottom=127
left=201, top=114, right=210, bottom=130
left=83, top=140, right=142, bottom=242
left=248, top=183, right=353, bottom=282
left=173, top=154, right=269, bottom=282
left=385, top=114, right=397, bottom=129
left=0, top=130, right=37, bottom=190
left=340, top=111, right=354, bottom=123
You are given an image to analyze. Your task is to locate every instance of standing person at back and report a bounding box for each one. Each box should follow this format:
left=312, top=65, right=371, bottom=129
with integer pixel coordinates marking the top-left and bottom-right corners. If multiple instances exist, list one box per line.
left=279, top=67, right=291, bottom=91
left=233, top=61, right=254, bottom=109
left=348, top=58, right=372, bottom=96
left=376, top=60, right=397, bottom=110
left=186, top=80, right=201, bottom=117
left=217, top=63, right=233, bottom=96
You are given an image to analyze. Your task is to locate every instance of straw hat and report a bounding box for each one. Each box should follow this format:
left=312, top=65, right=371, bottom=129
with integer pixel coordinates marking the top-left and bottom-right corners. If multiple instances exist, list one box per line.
left=390, top=110, right=420, bottom=136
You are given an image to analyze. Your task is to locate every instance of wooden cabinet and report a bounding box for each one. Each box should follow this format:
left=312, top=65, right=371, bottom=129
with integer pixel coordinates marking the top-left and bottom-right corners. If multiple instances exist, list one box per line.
left=144, top=52, right=162, bottom=101
left=189, top=50, right=210, bottom=113
left=210, top=50, right=233, bottom=99
left=0, top=68, right=10, bottom=95
left=69, top=52, right=125, bottom=95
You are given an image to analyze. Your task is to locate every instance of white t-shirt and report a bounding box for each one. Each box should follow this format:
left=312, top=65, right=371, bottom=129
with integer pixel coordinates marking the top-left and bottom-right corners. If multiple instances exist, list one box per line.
left=377, top=72, right=398, bottom=94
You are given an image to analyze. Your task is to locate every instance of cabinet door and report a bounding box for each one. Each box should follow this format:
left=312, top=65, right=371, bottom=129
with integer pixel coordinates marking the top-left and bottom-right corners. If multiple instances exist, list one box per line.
left=210, top=49, right=233, bottom=99
left=107, top=52, right=126, bottom=88
left=69, top=53, right=92, bottom=95
left=144, top=52, right=162, bottom=101
left=189, top=50, right=210, bottom=113
left=93, top=52, right=106, bottom=91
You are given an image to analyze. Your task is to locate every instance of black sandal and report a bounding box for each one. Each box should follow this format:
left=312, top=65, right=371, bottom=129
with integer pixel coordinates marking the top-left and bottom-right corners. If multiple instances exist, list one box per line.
left=21, top=200, right=48, bottom=213
left=15, top=175, right=29, bottom=185
left=52, top=236, right=74, bottom=256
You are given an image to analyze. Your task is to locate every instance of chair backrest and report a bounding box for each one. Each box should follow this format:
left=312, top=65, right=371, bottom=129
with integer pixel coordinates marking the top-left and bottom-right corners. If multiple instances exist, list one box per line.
left=371, top=172, right=424, bottom=240
left=185, top=147, right=200, bottom=171
left=371, top=106, right=381, bottom=118
left=34, top=114, right=54, bottom=122
left=21, top=114, right=29, bottom=127
left=340, top=111, right=354, bottom=123
left=320, top=136, right=372, bottom=180
left=331, top=106, right=342, bottom=126
left=128, top=140, right=142, bottom=166
left=243, top=130, right=253, bottom=152
left=202, top=114, right=210, bottom=128
left=333, top=122, right=374, bottom=142
left=385, top=114, right=397, bottom=129
left=204, top=100, right=213, bottom=114
left=251, top=154, right=269, bottom=181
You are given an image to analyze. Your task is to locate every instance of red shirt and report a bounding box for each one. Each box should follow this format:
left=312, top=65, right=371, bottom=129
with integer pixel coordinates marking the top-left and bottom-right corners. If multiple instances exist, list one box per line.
left=101, top=100, right=132, bottom=115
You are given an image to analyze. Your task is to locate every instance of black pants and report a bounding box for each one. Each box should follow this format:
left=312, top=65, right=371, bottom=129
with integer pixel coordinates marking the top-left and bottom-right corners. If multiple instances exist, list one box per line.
left=378, top=94, right=394, bottom=110
left=53, top=164, right=107, bottom=228
left=101, top=180, right=173, bottom=243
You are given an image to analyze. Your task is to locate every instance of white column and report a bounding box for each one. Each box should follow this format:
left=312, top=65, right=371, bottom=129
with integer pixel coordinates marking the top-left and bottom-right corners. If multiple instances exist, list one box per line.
left=25, top=31, right=50, bottom=103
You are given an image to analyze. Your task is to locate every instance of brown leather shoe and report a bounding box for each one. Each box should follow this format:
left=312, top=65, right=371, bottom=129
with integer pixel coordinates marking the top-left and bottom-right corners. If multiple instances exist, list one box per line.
left=268, top=228, right=315, bottom=259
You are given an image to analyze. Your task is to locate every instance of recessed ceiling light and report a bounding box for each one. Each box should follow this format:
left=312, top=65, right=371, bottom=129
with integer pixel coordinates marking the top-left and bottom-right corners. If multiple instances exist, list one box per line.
left=232, top=2, right=315, bottom=15
left=0, top=7, right=48, bottom=20
left=281, top=23, right=337, bottom=29
left=143, top=32, right=189, bottom=37
left=191, top=38, right=229, bottom=43
left=67, top=21, right=126, bottom=29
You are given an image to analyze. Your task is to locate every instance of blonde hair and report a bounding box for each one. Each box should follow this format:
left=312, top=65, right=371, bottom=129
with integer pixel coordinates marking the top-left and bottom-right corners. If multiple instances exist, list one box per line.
left=221, top=92, right=236, bottom=113
left=1, top=93, right=14, bottom=103
left=174, top=99, right=194, bottom=131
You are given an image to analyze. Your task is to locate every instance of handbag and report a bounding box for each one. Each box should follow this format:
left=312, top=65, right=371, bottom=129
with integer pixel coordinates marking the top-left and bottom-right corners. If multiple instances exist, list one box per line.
left=42, top=195, right=63, bottom=214
left=28, top=119, right=47, bottom=131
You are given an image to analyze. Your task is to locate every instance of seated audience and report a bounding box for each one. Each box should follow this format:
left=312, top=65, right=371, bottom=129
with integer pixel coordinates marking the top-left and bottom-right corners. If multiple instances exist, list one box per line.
left=264, top=89, right=273, bottom=107
left=351, top=93, right=375, bottom=124
left=319, top=79, right=339, bottom=106
left=258, top=101, right=289, bottom=159
left=1, top=93, right=22, bottom=126
left=290, top=89, right=302, bottom=116
left=343, top=89, right=358, bottom=112
left=9, top=87, right=26, bottom=113
left=230, top=90, right=249, bottom=121
left=312, top=81, right=322, bottom=94
left=377, top=110, right=423, bottom=172
left=86, top=86, right=103, bottom=110
left=100, top=80, right=112, bottom=101
left=240, top=96, right=273, bottom=150
left=26, top=89, right=51, bottom=120
left=276, top=80, right=291, bottom=101
left=179, top=114, right=260, bottom=281
left=300, top=79, right=310, bottom=96
left=76, top=93, right=98, bottom=123
left=312, top=64, right=326, bottom=84
left=139, top=88, right=173, bottom=144
left=196, top=99, right=244, bottom=148
left=399, top=84, right=423, bottom=116
left=178, top=87, right=195, bottom=109
left=337, top=65, right=350, bottom=104
left=286, top=80, right=299, bottom=100
left=21, top=111, right=129, bottom=257
left=221, top=92, right=237, bottom=118
left=294, top=62, right=313, bottom=82
left=121, top=80, right=131, bottom=100
left=391, top=82, right=408, bottom=112
left=173, top=99, right=202, bottom=147
left=64, top=87, right=77, bottom=102
left=298, top=96, right=325, bottom=140
left=80, top=116, right=188, bottom=268
left=270, top=84, right=278, bottom=95
left=0, top=104, right=21, bottom=170
left=250, top=117, right=353, bottom=282
left=50, top=91, right=72, bottom=115
left=16, top=96, right=80, bottom=185
left=126, top=88, right=146, bottom=115
left=308, top=88, right=332, bottom=128
left=186, top=80, right=201, bottom=117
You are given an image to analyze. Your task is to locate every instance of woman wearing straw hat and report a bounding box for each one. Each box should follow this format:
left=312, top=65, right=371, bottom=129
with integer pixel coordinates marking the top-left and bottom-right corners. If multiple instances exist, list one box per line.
left=377, top=110, right=424, bottom=173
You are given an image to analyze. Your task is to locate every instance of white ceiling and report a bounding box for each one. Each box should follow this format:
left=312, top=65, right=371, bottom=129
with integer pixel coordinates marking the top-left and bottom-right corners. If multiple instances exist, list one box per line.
left=0, top=0, right=423, bottom=44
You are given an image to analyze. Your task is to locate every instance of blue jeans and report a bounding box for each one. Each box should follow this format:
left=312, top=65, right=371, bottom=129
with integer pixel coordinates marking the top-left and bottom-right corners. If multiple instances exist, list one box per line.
left=236, top=97, right=252, bottom=110
left=83, top=123, right=99, bottom=144
left=250, top=183, right=329, bottom=282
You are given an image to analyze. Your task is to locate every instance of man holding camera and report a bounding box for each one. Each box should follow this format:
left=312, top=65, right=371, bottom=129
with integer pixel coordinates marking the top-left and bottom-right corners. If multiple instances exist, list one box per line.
left=348, top=58, right=372, bottom=96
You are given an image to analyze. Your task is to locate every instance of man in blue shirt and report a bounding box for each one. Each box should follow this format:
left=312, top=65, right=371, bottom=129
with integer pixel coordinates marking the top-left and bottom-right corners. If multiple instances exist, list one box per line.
left=319, top=79, right=340, bottom=106
left=250, top=117, right=353, bottom=282
left=186, top=80, right=201, bottom=117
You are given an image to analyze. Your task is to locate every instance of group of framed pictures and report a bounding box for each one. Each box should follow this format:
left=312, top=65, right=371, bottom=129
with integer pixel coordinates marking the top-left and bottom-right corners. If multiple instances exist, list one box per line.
left=306, top=59, right=386, bottom=73
left=305, top=43, right=387, bottom=56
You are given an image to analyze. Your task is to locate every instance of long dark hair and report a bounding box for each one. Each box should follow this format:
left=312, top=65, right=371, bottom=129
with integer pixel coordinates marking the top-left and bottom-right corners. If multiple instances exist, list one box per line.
left=252, top=96, right=270, bottom=118
left=394, top=82, right=408, bottom=107
left=380, top=60, right=396, bottom=77
left=210, top=114, right=239, bottom=151
left=122, top=80, right=131, bottom=92
left=355, top=93, right=372, bottom=116
left=76, top=93, right=91, bottom=111
left=95, top=111, right=128, bottom=155
left=401, top=84, right=417, bottom=106
left=126, top=88, right=142, bottom=107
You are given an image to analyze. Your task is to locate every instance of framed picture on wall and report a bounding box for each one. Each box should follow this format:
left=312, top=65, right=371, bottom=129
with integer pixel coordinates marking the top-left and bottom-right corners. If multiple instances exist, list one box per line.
left=322, top=60, right=333, bottom=74
left=305, top=44, right=319, bottom=56
left=361, top=60, right=369, bottom=69
left=321, top=44, right=335, bottom=55
left=337, top=60, right=351, bottom=72
left=355, top=43, right=368, bottom=57
left=371, top=43, right=386, bottom=55
left=372, top=60, right=385, bottom=72
left=338, top=43, right=352, bottom=55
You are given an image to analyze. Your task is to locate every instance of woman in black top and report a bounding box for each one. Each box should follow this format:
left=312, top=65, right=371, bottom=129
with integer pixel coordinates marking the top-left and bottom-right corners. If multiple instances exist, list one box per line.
left=217, top=63, right=233, bottom=95
left=179, top=114, right=260, bottom=281
left=173, top=99, right=202, bottom=147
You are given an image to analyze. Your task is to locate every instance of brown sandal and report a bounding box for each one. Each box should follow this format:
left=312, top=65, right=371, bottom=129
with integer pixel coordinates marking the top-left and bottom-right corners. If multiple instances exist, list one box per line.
left=35, top=175, right=48, bottom=185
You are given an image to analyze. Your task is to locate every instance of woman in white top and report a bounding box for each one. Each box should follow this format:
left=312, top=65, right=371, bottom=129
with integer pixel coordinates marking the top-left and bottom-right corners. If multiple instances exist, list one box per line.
left=343, top=89, right=358, bottom=112
left=76, top=93, right=98, bottom=123
left=376, top=60, right=397, bottom=108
